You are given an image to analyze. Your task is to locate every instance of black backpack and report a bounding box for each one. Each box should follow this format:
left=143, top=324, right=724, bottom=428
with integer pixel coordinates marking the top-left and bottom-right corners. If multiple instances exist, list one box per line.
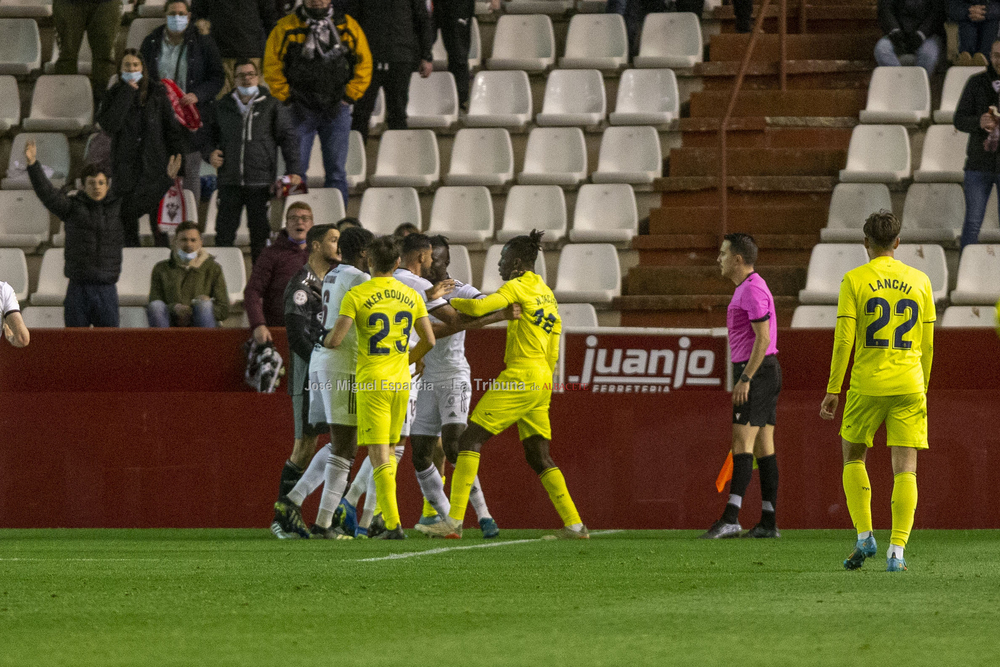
left=280, top=21, right=357, bottom=114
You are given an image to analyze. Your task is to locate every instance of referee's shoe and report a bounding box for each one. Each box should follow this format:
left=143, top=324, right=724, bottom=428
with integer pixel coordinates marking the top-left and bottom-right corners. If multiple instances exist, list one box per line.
left=700, top=520, right=742, bottom=539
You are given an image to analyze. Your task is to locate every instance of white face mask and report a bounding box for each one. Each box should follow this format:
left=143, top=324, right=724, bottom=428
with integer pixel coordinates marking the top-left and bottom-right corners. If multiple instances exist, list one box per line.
left=177, top=248, right=198, bottom=262
left=121, top=71, right=143, bottom=83
left=237, top=85, right=259, bottom=98
left=166, top=14, right=189, bottom=33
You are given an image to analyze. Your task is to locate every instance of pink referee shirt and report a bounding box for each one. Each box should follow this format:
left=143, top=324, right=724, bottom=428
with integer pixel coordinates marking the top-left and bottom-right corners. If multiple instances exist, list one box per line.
left=727, top=272, right=778, bottom=363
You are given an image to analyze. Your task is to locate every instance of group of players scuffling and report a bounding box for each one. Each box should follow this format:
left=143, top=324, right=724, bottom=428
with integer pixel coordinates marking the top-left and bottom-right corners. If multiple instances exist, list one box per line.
left=269, top=225, right=589, bottom=542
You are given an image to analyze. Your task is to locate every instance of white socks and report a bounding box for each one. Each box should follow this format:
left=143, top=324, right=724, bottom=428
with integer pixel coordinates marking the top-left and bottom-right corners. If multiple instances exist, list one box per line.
left=346, top=457, right=373, bottom=507
left=416, top=466, right=450, bottom=516
left=469, top=476, right=492, bottom=520
left=859, top=530, right=873, bottom=540
left=888, top=544, right=904, bottom=559
left=287, top=444, right=330, bottom=506
left=315, top=455, right=353, bottom=529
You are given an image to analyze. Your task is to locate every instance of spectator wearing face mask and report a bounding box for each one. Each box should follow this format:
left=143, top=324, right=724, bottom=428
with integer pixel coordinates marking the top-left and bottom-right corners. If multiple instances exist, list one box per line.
left=97, top=48, right=188, bottom=248
left=191, top=0, right=278, bottom=97
left=204, top=59, right=303, bottom=263
left=141, top=0, right=226, bottom=202
left=147, top=221, right=230, bottom=327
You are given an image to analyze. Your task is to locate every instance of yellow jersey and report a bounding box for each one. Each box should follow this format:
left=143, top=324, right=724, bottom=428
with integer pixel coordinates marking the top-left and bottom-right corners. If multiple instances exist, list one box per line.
left=339, top=276, right=428, bottom=389
left=452, top=271, right=561, bottom=375
left=827, top=255, right=935, bottom=396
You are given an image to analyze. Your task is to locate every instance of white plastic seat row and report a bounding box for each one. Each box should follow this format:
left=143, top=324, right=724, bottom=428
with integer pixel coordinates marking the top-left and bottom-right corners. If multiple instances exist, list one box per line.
left=431, top=18, right=482, bottom=71
left=0, top=1, right=52, bottom=19
left=276, top=131, right=366, bottom=189
left=913, top=125, right=966, bottom=183
left=935, top=66, right=984, bottom=124
left=2, top=133, right=71, bottom=190
left=859, top=66, right=931, bottom=124
left=0, top=18, right=42, bottom=75
left=479, top=242, right=621, bottom=304
left=0, top=248, right=29, bottom=300
left=21, top=306, right=148, bottom=328
left=0, top=190, right=49, bottom=247
left=951, top=245, right=1000, bottom=305
left=940, top=305, right=998, bottom=327
left=23, top=75, right=93, bottom=133
left=839, top=125, right=911, bottom=183
left=798, top=243, right=949, bottom=304
left=0, top=76, right=19, bottom=131
left=635, top=13, right=702, bottom=68
left=45, top=32, right=93, bottom=74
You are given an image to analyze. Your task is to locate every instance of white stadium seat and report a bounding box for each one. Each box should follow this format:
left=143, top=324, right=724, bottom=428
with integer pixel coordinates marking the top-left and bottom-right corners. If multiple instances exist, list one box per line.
left=137, top=189, right=197, bottom=245
left=941, top=305, right=998, bottom=327
left=119, top=306, right=149, bottom=328
left=560, top=14, right=628, bottom=70
left=634, top=13, right=702, bottom=68
left=950, top=244, right=1000, bottom=305
left=21, top=306, right=64, bottom=328
left=0, top=248, right=29, bottom=301
left=570, top=183, right=637, bottom=242
left=535, top=69, right=606, bottom=126
left=284, top=189, right=347, bottom=225
left=488, top=15, right=556, bottom=71
left=498, top=185, right=567, bottom=243
left=895, top=244, right=948, bottom=303
left=23, top=75, right=93, bottom=133
left=432, top=18, right=481, bottom=70
left=203, top=190, right=251, bottom=247
left=798, top=244, right=869, bottom=304
left=346, top=130, right=366, bottom=189
left=465, top=70, right=533, bottom=129
left=357, top=187, right=421, bottom=235
left=790, top=305, right=838, bottom=328
left=118, top=247, right=171, bottom=306
left=912, top=125, right=966, bottom=183
left=553, top=243, right=621, bottom=303
left=0, top=76, right=19, bottom=131
left=504, top=0, right=573, bottom=13
left=45, top=30, right=93, bottom=74
left=839, top=125, right=910, bottom=183
left=481, top=244, right=546, bottom=292
left=446, top=244, right=473, bottom=285
left=935, top=66, right=983, bottom=124
left=0, top=19, right=41, bottom=75
left=2, top=133, right=71, bottom=190
left=0, top=0, right=52, bottom=18
left=406, top=72, right=459, bottom=128
left=369, top=87, right=386, bottom=130
left=858, top=67, right=930, bottom=124
left=899, top=183, right=962, bottom=244
left=126, top=18, right=163, bottom=50
left=31, top=247, right=68, bottom=305
left=0, top=191, right=49, bottom=248
left=610, top=69, right=679, bottom=125
left=591, top=125, right=662, bottom=184
left=981, top=190, right=1000, bottom=243
left=446, top=128, right=514, bottom=187
left=428, top=186, right=494, bottom=243
left=559, top=302, right=599, bottom=327
left=137, top=0, right=167, bottom=17
left=211, top=247, right=248, bottom=306
left=821, top=183, right=893, bottom=243
left=370, top=129, right=439, bottom=187
left=518, top=127, right=587, bottom=186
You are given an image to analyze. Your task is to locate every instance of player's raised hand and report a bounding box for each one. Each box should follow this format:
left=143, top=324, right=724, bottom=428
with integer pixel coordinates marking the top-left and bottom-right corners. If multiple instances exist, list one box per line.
left=820, top=393, right=839, bottom=420
left=24, top=139, right=37, bottom=166
left=427, top=279, right=456, bottom=301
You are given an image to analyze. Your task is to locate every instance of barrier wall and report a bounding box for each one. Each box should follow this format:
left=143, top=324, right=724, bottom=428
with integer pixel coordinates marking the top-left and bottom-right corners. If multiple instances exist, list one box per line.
left=1, top=328, right=998, bottom=530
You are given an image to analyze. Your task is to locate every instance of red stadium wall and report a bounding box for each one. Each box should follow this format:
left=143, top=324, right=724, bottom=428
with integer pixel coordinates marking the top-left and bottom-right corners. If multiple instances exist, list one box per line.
left=1, top=328, right=998, bottom=530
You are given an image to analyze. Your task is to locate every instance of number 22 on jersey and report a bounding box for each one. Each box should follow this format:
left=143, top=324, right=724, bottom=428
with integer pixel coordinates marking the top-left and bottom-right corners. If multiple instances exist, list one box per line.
left=864, top=297, right=918, bottom=349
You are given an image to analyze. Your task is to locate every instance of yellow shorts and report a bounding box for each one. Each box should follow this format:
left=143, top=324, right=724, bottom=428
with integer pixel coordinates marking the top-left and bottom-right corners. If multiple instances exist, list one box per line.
left=840, top=390, right=928, bottom=449
left=471, top=368, right=552, bottom=441
left=357, top=388, right=408, bottom=446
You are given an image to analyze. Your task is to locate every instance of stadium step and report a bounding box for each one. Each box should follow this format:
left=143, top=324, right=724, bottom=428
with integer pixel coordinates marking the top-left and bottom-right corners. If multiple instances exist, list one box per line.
left=708, top=33, right=881, bottom=62
left=613, top=295, right=799, bottom=328
left=695, top=60, right=873, bottom=90
left=624, top=265, right=807, bottom=297
left=668, top=147, right=847, bottom=178
left=679, top=123, right=855, bottom=149
left=632, top=234, right=817, bottom=267
left=652, top=175, right=839, bottom=194
left=688, top=89, right=869, bottom=118
left=712, top=6, right=878, bottom=35
left=650, top=204, right=829, bottom=235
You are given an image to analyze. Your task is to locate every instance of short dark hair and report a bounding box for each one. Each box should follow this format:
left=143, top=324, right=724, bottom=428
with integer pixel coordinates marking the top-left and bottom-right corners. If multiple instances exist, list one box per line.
left=336, top=217, right=363, bottom=231
left=339, top=226, right=375, bottom=264
left=306, top=223, right=336, bottom=250
left=80, top=163, right=110, bottom=181
left=233, top=58, right=258, bottom=74
left=175, top=220, right=200, bottom=236
left=503, top=229, right=544, bottom=267
left=863, top=210, right=901, bottom=249
left=429, top=234, right=450, bottom=250
left=400, top=232, right=431, bottom=256
left=723, top=232, right=758, bottom=266
left=393, top=222, right=420, bottom=238
left=367, top=236, right=401, bottom=274
left=166, top=0, right=190, bottom=10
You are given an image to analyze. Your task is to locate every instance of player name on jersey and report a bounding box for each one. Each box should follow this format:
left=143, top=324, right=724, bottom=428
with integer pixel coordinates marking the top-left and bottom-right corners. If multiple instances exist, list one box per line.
left=362, top=287, right=418, bottom=311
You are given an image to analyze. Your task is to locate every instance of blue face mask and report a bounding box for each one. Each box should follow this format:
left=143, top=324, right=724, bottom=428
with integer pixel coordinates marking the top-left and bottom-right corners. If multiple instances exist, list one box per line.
left=121, top=71, right=142, bottom=83
left=177, top=248, right=198, bottom=262
left=166, top=14, right=189, bottom=33
left=236, top=85, right=259, bottom=98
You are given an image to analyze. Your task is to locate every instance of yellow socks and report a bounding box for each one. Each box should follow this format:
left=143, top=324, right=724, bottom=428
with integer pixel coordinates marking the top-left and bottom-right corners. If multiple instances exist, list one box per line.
left=539, top=467, right=582, bottom=527
left=842, top=461, right=873, bottom=536
left=890, top=472, right=917, bottom=548
left=448, top=452, right=480, bottom=523
left=373, top=463, right=400, bottom=531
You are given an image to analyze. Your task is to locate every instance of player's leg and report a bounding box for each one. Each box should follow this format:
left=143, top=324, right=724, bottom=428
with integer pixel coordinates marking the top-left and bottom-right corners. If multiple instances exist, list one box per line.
left=365, top=390, right=408, bottom=539
left=412, top=434, right=451, bottom=520
left=443, top=421, right=497, bottom=538
left=419, top=439, right=447, bottom=520
left=272, top=388, right=320, bottom=538
left=521, top=433, right=588, bottom=539
left=701, top=423, right=758, bottom=539
left=884, top=392, right=927, bottom=571
left=311, top=424, right=358, bottom=537
left=744, top=425, right=779, bottom=538
left=840, top=391, right=884, bottom=569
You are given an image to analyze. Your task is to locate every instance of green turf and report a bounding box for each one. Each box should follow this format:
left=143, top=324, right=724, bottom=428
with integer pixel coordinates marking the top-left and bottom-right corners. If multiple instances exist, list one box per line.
left=1, top=529, right=998, bottom=666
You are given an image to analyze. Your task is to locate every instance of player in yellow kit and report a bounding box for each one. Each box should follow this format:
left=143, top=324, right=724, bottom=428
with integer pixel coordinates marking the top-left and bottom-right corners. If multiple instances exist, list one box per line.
left=423, top=230, right=589, bottom=539
left=325, top=236, right=434, bottom=540
left=820, top=211, right=935, bottom=572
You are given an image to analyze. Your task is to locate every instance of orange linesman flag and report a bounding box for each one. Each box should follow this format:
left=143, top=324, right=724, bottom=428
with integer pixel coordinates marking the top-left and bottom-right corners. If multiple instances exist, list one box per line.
left=715, top=452, right=733, bottom=493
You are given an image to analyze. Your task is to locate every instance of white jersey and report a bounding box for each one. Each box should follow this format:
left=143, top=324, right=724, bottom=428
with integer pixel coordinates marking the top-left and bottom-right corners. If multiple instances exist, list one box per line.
left=421, top=280, right=483, bottom=383
left=0, top=282, right=20, bottom=319
left=393, top=268, right=447, bottom=347
left=310, top=263, right=370, bottom=374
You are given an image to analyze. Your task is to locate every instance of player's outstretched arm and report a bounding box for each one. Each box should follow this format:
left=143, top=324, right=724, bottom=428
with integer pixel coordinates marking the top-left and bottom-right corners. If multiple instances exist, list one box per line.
left=409, top=316, right=436, bottom=366
left=450, top=292, right=510, bottom=318
left=919, top=320, right=934, bottom=392
left=324, top=315, right=354, bottom=349
left=3, top=312, right=29, bottom=348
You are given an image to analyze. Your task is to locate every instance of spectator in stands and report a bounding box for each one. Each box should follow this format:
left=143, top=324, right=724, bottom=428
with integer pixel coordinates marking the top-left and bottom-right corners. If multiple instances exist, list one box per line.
left=346, top=0, right=435, bottom=142
left=607, top=0, right=671, bottom=54
left=949, top=0, right=999, bottom=65
left=147, top=221, right=230, bottom=327
left=953, top=40, right=1000, bottom=248
left=436, top=0, right=499, bottom=109
left=97, top=48, right=189, bottom=248
left=393, top=222, right=420, bottom=237
left=53, top=0, right=121, bottom=97
left=245, top=202, right=319, bottom=344
left=25, top=141, right=182, bottom=327
left=192, top=0, right=277, bottom=97
left=337, top=217, right=363, bottom=231
left=263, top=0, right=372, bottom=205
left=141, top=0, right=226, bottom=203
left=205, top=59, right=303, bottom=263
left=875, top=0, right=946, bottom=75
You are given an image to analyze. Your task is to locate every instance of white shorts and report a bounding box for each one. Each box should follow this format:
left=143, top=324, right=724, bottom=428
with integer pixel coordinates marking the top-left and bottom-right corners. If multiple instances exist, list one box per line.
left=411, top=378, right=471, bottom=437
left=308, top=368, right=357, bottom=427
left=398, top=380, right=420, bottom=438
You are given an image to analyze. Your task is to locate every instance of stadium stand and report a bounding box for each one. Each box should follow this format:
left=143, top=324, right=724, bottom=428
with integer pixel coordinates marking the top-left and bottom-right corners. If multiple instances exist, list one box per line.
left=405, top=72, right=459, bottom=129
left=858, top=67, right=930, bottom=124
left=935, top=66, right=983, bottom=124
left=535, top=69, right=607, bottom=126
left=137, top=192, right=198, bottom=245
left=0, top=0, right=52, bottom=19
left=950, top=245, right=1000, bottom=305
left=839, top=125, right=911, bottom=183
left=482, top=244, right=546, bottom=292
left=798, top=244, right=869, bottom=305
left=137, top=0, right=167, bottom=18
left=357, top=187, right=422, bottom=235
left=427, top=186, right=495, bottom=243
left=0, top=18, right=42, bottom=75
left=912, top=125, right=966, bottom=183
left=895, top=244, right=948, bottom=303
left=487, top=15, right=556, bottom=71
left=445, top=128, right=515, bottom=187
left=609, top=69, right=679, bottom=125
left=790, top=305, right=838, bottom=328
left=633, top=12, right=702, bottom=68
left=940, top=305, right=998, bottom=327
left=346, top=130, right=366, bottom=189
left=20, top=305, right=64, bottom=328
left=118, top=248, right=171, bottom=306
left=0, top=248, right=29, bottom=301
left=465, top=70, right=533, bottom=128
left=591, top=125, right=662, bottom=184
left=0, top=191, right=49, bottom=248
left=518, top=127, right=587, bottom=186
left=559, top=14, right=628, bottom=70
left=45, top=30, right=93, bottom=74
left=2, top=132, right=71, bottom=190
left=203, top=190, right=251, bottom=247
left=0, top=76, right=20, bottom=131
left=553, top=243, right=621, bottom=303
left=211, top=246, right=248, bottom=306
left=119, top=306, right=150, bottom=328
left=821, top=183, right=893, bottom=243
left=446, top=243, right=473, bottom=285
left=30, top=248, right=68, bottom=306
left=284, top=189, right=347, bottom=226
left=369, top=87, right=386, bottom=130
left=558, top=302, right=599, bottom=327
left=569, top=183, right=638, bottom=243
left=899, top=183, right=963, bottom=243
left=980, top=191, right=1000, bottom=243
left=369, top=129, right=440, bottom=187
left=431, top=18, right=481, bottom=70
left=504, top=0, right=573, bottom=14
left=125, top=18, right=163, bottom=50
left=498, top=185, right=567, bottom=243
left=23, top=74, right=93, bottom=133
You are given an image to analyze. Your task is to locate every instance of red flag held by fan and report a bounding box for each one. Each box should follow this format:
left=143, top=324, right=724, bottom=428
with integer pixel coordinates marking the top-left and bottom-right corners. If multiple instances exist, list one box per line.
left=162, top=78, right=202, bottom=131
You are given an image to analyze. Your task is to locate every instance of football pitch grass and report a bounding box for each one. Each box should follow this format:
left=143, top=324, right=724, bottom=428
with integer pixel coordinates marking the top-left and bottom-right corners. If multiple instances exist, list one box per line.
left=1, top=529, right=998, bottom=666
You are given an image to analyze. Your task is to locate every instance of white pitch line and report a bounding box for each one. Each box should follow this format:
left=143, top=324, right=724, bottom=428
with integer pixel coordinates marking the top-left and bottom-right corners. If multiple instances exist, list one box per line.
left=357, top=530, right=623, bottom=562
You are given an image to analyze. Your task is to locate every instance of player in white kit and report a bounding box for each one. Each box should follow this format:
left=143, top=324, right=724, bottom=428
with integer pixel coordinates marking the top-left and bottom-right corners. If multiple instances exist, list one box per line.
left=1, top=281, right=29, bottom=348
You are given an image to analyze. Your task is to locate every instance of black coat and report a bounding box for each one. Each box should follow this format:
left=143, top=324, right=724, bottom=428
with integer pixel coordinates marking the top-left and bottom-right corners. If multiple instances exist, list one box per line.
left=191, top=0, right=277, bottom=59
left=954, top=65, right=1000, bottom=173
left=878, top=0, right=946, bottom=36
left=96, top=79, right=187, bottom=204
left=28, top=162, right=123, bottom=285
left=204, top=88, right=302, bottom=187
left=345, top=0, right=435, bottom=65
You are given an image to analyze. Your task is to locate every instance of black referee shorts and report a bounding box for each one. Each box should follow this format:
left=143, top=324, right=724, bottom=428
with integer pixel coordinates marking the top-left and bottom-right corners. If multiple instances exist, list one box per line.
left=732, top=355, right=782, bottom=427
